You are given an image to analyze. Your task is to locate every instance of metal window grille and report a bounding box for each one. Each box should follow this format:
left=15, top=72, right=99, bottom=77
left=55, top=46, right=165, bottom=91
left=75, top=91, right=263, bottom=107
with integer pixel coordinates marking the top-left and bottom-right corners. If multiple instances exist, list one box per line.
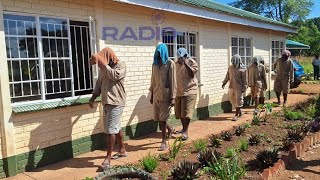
left=271, top=40, right=284, bottom=71
left=4, top=13, right=94, bottom=103
left=231, top=37, right=252, bottom=67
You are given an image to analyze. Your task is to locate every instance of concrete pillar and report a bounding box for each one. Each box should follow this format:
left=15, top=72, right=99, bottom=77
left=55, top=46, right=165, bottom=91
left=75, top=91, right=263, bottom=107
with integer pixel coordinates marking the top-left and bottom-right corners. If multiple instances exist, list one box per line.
left=0, top=2, right=18, bottom=177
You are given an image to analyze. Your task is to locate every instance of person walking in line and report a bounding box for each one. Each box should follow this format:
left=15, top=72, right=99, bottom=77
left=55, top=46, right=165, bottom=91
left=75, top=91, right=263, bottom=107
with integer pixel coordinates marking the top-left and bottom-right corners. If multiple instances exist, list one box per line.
left=312, top=55, right=320, bottom=80
left=248, top=56, right=267, bottom=114
left=149, top=43, right=176, bottom=151
left=174, top=48, right=198, bottom=141
left=222, top=54, right=247, bottom=121
left=89, top=47, right=127, bottom=170
left=273, top=50, right=294, bottom=106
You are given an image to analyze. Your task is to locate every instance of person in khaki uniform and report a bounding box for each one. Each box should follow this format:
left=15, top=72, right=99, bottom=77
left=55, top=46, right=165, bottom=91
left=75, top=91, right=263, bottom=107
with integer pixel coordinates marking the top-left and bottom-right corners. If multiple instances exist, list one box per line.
left=222, top=54, right=247, bottom=121
left=149, top=43, right=176, bottom=151
left=248, top=56, right=267, bottom=114
left=173, top=48, right=198, bottom=141
left=273, top=50, right=294, bottom=105
left=89, top=48, right=127, bottom=169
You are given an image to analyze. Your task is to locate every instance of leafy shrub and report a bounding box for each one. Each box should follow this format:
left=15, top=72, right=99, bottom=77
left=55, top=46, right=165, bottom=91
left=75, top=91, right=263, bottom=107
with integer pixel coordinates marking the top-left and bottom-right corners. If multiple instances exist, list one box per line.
left=304, top=104, right=316, bottom=118
left=286, top=128, right=305, bottom=143
left=169, top=137, right=184, bottom=160
left=239, top=139, right=249, bottom=152
left=208, top=155, right=246, bottom=180
left=220, top=130, right=232, bottom=141
left=282, top=138, right=294, bottom=151
left=225, top=148, right=237, bottom=158
left=256, top=148, right=279, bottom=169
left=252, top=115, right=260, bottom=125
left=301, top=121, right=311, bottom=134
left=209, top=134, right=222, bottom=148
left=140, top=152, right=159, bottom=173
left=234, top=125, right=246, bottom=136
left=193, top=139, right=207, bottom=152
left=310, top=118, right=320, bottom=132
left=285, top=110, right=304, bottom=120
left=249, top=134, right=261, bottom=146
left=197, top=148, right=222, bottom=167
left=171, top=160, right=199, bottom=180
left=244, top=123, right=252, bottom=128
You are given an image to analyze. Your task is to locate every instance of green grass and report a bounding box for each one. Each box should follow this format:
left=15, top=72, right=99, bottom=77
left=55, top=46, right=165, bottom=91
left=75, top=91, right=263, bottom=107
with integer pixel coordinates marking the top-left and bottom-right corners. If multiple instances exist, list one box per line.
left=225, top=148, right=237, bottom=158
left=239, top=139, right=249, bottom=152
left=193, top=139, right=207, bottom=152
left=284, top=110, right=304, bottom=120
left=140, top=152, right=159, bottom=173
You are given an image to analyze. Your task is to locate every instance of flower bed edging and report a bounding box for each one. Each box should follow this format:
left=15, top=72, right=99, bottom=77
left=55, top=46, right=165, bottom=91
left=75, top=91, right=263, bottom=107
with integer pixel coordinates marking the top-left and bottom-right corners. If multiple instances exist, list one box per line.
left=260, top=131, right=320, bottom=180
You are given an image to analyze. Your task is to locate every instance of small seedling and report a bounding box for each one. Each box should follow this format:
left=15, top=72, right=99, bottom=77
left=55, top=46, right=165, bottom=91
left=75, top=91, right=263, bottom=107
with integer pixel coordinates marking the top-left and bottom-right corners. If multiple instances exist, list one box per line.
left=239, top=139, right=249, bottom=151
left=252, top=115, right=260, bottom=125
left=244, top=123, right=252, bottom=128
left=169, top=137, right=184, bottom=160
left=285, top=109, right=304, bottom=120
left=209, top=134, right=222, bottom=148
left=225, top=148, right=237, bottom=158
left=234, top=125, right=246, bottom=136
left=197, top=148, right=222, bottom=167
left=193, top=139, right=207, bottom=152
left=140, top=152, right=159, bottom=173
left=249, top=134, right=261, bottom=146
left=221, top=130, right=233, bottom=141
left=171, top=160, right=200, bottom=180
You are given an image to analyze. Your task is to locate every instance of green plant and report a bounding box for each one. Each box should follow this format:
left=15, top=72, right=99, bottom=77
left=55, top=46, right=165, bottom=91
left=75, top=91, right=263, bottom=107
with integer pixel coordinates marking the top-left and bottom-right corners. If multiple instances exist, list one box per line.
left=285, top=109, right=304, bottom=120
left=239, top=139, right=249, bottom=151
left=209, top=134, right=222, bottom=148
left=301, top=121, right=311, bottom=134
left=140, top=152, right=159, bottom=173
left=82, top=177, right=94, bottom=180
left=252, top=115, right=260, bottom=125
left=256, top=148, right=279, bottom=169
left=220, top=130, right=232, bottom=141
left=234, top=125, right=246, bottom=136
left=193, top=139, right=207, bottom=152
left=282, top=138, right=294, bottom=151
left=244, top=123, right=252, bottom=128
left=171, top=160, right=200, bottom=180
left=304, top=104, right=316, bottom=118
left=159, top=170, right=170, bottom=180
left=225, top=148, right=237, bottom=158
left=286, top=128, right=305, bottom=143
left=208, top=155, right=246, bottom=180
left=197, top=148, right=222, bottom=167
left=249, top=134, right=261, bottom=146
left=169, top=137, right=184, bottom=160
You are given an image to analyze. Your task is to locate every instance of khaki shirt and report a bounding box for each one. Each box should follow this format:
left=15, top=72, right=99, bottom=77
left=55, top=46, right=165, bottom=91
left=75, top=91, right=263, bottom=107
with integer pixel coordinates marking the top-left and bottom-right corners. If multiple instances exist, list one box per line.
left=149, top=59, right=177, bottom=102
left=176, top=58, right=198, bottom=97
left=274, top=58, right=294, bottom=82
left=248, top=63, right=267, bottom=89
left=222, top=65, right=247, bottom=91
left=93, top=60, right=126, bottom=106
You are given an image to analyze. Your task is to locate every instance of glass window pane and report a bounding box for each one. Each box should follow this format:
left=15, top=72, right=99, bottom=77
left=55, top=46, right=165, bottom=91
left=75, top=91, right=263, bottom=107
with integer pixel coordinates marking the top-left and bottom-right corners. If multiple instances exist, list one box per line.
left=62, top=24, right=68, bottom=37
left=42, top=38, right=50, bottom=57
left=21, top=60, right=29, bottom=81
left=41, top=23, right=48, bottom=36
left=245, top=38, right=251, bottom=47
left=49, top=39, right=57, bottom=57
left=272, top=41, right=275, bottom=48
left=272, top=49, right=275, bottom=56
left=25, top=21, right=35, bottom=35
left=246, top=48, right=251, bottom=56
left=189, top=33, right=196, bottom=44
left=239, top=48, right=245, bottom=56
left=29, top=60, right=38, bottom=80
left=17, top=21, right=25, bottom=35
left=275, top=49, right=280, bottom=57
left=232, top=47, right=238, bottom=55
left=31, top=82, right=40, bottom=95
left=9, top=37, right=19, bottom=58
left=18, top=37, right=27, bottom=58
left=4, top=20, right=8, bottom=35
left=275, top=41, right=279, bottom=48
left=26, top=38, right=38, bottom=58
left=10, top=84, right=14, bottom=97
left=55, top=24, right=62, bottom=37
left=231, top=37, right=238, bottom=46
left=46, top=81, right=53, bottom=93
left=54, top=81, right=60, bottom=93
left=280, top=42, right=284, bottom=48
left=8, top=20, right=17, bottom=35
left=7, top=61, right=12, bottom=82
left=23, top=83, right=31, bottom=96
left=63, top=39, right=69, bottom=57
left=239, top=38, right=245, bottom=46
left=57, top=39, right=63, bottom=57
left=44, top=60, right=52, bottom=79
left=12, top=61, right=21, bottom=81
left=48, top=24, right=55, bottom=37
left=52, top=60, right=59, bottom=79
left=59, top=60, right=66, bottom=78
left=14, top=84, right=22, bottom=97
left=65, top=60, right=71, bottom=78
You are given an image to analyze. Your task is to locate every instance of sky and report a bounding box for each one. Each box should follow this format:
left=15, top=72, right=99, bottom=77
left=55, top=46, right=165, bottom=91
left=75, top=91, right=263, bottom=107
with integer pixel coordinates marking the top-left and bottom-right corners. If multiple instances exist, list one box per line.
left=213, top=0, right=320, bottom=19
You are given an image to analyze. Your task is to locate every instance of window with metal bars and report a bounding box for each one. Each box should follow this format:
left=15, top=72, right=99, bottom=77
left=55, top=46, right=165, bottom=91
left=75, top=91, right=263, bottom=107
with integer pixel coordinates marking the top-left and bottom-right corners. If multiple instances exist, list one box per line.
left=271, top=40, right=284, bottom=71
left=162, top=31, right=200, bottom=82
left=4, top=13, right=93, bottom=103
left=231, top=37, right=252, bottom=67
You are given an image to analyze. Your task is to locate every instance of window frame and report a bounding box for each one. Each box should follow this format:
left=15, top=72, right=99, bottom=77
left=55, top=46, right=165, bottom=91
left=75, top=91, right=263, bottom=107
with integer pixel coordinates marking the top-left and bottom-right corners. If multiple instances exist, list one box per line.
left=4, top=12, right=95, bottom=106
left=271, top=40, right=285, bottom=71
left=231, top=36, right=253, bottom=67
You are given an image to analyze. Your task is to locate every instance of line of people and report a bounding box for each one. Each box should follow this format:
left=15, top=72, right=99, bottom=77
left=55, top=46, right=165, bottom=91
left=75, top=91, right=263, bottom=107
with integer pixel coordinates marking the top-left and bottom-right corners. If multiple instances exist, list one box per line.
left=87, top=43, right=294, bottom=169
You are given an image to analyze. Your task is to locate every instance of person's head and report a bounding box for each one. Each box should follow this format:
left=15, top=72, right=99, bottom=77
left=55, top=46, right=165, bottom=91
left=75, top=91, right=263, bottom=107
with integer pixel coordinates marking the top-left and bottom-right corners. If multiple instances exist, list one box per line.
left=153, top=43, right=169, bottom=65
left=90, top=47, right=119, bottom=68
left=177, top=47, right=189, bottom=64
left=252, top=56, right=263, bottom=66
left=281, top=50, right=291, bottom=60
left=231, top=54, right=242, bottom=68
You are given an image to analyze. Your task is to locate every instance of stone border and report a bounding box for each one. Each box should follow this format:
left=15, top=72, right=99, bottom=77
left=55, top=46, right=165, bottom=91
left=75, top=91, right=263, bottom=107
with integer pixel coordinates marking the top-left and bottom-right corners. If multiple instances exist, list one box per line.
left=260, top=131, right=320, bottom=180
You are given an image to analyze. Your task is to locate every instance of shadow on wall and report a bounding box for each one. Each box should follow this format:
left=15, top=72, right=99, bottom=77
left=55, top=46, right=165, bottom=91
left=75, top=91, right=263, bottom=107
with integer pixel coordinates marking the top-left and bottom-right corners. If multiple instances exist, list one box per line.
left=125, top=93, right=157, bottom=139
left=196, top=94, right=209, bottom=120
left=221, top=93, right=232, bottom=113
left=13, top=104, right=103, bottom=172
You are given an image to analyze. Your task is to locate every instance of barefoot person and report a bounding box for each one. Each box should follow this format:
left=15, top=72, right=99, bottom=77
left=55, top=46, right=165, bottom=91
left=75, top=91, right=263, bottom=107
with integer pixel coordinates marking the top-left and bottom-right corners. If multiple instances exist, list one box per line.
left=150, top=43, right=176, bottom=151
left=89, top=47, right=127, bottom=169
left=222, top=54, right=247, bottom=121
left=273, top=50, right=294, bottom=106
left=174, top=48, right=198, bottom=141
left=248, top=56, right=267, bottom=114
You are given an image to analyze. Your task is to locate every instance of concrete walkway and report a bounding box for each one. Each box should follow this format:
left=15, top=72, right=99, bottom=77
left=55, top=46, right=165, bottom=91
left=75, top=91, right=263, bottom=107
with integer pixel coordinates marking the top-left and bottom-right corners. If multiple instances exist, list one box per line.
left=5, top=94, right=313, bottom=180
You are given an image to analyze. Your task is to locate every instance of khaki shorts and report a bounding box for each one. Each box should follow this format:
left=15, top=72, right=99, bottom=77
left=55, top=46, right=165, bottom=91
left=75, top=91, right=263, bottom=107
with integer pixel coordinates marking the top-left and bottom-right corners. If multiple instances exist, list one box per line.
left=274, top=77, right=290, bottom=94
left=229, top=88, right=244, bottom=108
left=250, top=86, right=265, bottom=98
left=175, top=95, right=197, bottom=119
left=153, top=100, right=171, bottom=121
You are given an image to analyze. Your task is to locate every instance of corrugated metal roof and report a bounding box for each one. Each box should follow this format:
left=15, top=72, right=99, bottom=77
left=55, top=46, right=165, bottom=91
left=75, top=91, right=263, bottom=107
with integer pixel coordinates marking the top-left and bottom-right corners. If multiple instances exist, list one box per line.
left=175, top=0, right=294, bottom=28
left=12, top=97, right=102, bottom=114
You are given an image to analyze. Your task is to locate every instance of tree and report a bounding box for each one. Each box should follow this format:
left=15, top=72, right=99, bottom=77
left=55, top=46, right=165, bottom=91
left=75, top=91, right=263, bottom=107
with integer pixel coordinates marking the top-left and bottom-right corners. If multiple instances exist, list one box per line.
left=229, top=0, right=314, bottom=23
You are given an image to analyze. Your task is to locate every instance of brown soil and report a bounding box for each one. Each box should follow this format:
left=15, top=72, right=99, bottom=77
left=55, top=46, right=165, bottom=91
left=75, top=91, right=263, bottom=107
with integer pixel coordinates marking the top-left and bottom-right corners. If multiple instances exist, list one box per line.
left=291, top=84, right=320, bottom=94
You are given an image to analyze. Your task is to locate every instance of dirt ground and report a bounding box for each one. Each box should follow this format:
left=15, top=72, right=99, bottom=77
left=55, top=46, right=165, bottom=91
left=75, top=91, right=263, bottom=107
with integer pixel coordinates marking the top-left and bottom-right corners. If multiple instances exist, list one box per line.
left=292, top=83, right=320, bottom=94
left=278, top=145, right=320, bottom=180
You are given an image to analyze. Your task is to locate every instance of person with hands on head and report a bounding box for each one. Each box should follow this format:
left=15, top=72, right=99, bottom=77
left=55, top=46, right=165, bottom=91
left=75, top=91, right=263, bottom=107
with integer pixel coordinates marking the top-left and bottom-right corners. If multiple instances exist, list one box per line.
left=173, top=48, right=198, bottom=141
left=149, top=43, right=176, bottom=151
left=88, top=47, right=127, bottom=170
left=222, top=54, right=247, bottom=121
left=273, top=50, right=294, bottom=106
left=248, top=56, right=267, bottom=115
